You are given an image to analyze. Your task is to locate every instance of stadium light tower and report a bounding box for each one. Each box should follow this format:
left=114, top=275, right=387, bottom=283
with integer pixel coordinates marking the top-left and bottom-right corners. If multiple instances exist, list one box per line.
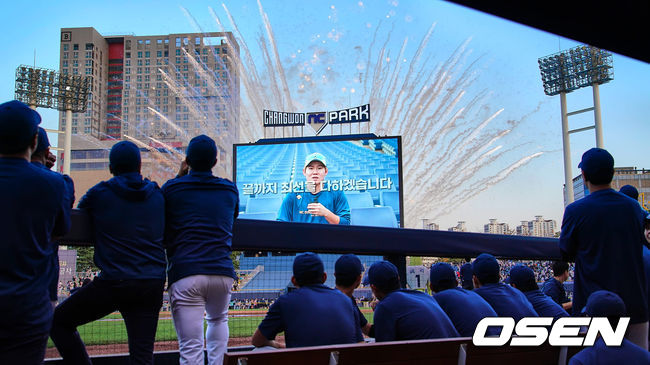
left=538, top=45, right=613, bottom=205
left=15, top=65, right=91, bottom=175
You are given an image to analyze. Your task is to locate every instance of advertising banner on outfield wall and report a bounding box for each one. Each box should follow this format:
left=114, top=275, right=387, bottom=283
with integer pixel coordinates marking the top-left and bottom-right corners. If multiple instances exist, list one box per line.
left=58, top=249, right=77, bottom=286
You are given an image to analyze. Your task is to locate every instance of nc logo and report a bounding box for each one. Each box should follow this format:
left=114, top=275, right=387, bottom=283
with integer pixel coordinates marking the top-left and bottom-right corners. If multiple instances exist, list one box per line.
left=307, top=112, right=328, bottom=135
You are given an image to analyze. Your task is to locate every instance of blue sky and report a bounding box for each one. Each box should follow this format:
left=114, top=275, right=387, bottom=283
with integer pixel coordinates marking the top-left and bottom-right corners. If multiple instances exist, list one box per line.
left=1, top=0, right=648, bottom=230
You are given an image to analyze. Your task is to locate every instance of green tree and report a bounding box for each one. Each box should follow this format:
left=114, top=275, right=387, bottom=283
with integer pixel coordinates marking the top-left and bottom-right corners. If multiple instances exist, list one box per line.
left=75, top=247, right=98, bottom=272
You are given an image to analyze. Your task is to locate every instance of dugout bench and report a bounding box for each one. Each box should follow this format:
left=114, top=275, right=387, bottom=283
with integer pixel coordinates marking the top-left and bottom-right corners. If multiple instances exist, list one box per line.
left=223, top=338, right=580, bottom=365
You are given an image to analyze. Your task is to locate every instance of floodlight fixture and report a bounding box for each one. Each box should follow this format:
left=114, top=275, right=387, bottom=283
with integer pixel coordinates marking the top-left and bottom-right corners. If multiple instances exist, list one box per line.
left=15, top=65, right=91, bottom=112
left=538, top=45, right=614, bottom=206
left=538, top=45, right=613, bottom=96
left=14, top=65, right=91, bottom=175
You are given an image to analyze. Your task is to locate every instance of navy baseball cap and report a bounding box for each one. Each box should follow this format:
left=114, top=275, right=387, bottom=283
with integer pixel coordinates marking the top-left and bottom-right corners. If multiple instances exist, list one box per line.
left=35, top=127, right=50, bottom=154
left=578, top=148, right=614, bottom=182
left=582, top=290, right=626, bottom=317
left=293, top=252, right=324, bottom=283
left=472, top=253, right=500, bottom=283
left=0, top=100, right=41, bottom=153
left=508, top=265, right=536, bottom=288
left=109, top=141, right=141, bottom=174
left=619, top=185, right=639, bottom=201
left=335, top=254, right=364, bottom=281
left=367, top=260, right=399, bottom=289
left=460, top=263, right=474, bottom=287
left=186, top=135, right=217, bottom=171
left=429, top=263, right=457, bottom=288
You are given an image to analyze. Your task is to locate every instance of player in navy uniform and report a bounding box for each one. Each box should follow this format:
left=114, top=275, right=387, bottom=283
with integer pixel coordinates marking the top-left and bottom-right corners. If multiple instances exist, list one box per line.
left=471, top=253, right=538, bottom=320
left=569, top=291, right=649, bottom=364
left=508, top=265, right=568, bottom=320
left=31, top=127, right=75, bottom=307
left=541, top=261, right=572, bottom=310
left=163, top=135, right=239, bottom=365
left=368, top=261, right=459, bottom=342
left=560, top=148, right=648, bottom=349
left=252, top=252, right=362, bottom=348
left=0, top=101, right=72, bottom=364
left=429, top=262, right=499, bottom=337
left=334, top=254, right=373, bottom=340
left=51, top=141, right=165, bottom=365
left=277, top=152, right=350, bottom=224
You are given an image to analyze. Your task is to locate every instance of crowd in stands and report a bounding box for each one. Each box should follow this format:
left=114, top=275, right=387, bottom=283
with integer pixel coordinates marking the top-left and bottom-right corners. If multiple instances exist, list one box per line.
left=1, top=101, right=648, bottom=365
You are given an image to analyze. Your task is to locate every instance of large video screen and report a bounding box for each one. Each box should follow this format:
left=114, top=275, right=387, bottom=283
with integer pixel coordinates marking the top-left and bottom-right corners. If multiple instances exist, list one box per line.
left=234, top=135, right=403, bottom=228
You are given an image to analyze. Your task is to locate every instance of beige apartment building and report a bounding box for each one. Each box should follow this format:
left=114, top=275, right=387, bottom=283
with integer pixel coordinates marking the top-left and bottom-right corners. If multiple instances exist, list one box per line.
left=57, top=27, right=239, bottom=199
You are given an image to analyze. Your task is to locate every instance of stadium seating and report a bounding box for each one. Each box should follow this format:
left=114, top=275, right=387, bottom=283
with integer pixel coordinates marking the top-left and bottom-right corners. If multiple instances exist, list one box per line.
left=238, top=212, right=277, bottom=221
left=380, top=190, right=400, bottom=223
left=344, top=191, right=374, bottom=209
left=245, top=196, right=284, bottom=214
left=350, top=206, right=398, bottom=228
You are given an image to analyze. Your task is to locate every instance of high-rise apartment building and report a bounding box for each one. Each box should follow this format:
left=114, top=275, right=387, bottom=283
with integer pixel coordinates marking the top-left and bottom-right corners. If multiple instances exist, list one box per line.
left=448, top=221, right=467, bottom=232
left=58, top=28, right=239, bottom=152
left=570, top=167, right=650, bottom=210
left=515, top=215, right=557, bottom=237
left=484, top=219, right=510, bottom=235
left=57, top=27, right=240, bottom=196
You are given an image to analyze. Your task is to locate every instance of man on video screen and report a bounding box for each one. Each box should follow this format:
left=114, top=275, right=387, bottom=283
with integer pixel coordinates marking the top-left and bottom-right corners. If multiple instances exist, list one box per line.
left=277, top=152, right=350, bottom=225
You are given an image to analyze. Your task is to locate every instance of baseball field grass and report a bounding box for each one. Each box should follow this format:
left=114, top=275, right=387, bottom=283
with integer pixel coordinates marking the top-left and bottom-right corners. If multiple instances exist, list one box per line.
left=47, top=310, right=374, bottom=347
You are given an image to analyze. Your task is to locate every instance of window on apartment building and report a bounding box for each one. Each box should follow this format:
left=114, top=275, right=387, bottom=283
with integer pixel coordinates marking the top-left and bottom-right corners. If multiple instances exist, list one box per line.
left=157, top=51, right=162, bottom=57
left=137, top=60, right=143, bottom=66
left=73, top=52, right=78, bottom=58
left=157, top=39, right=163, bottom=45
left=145, top=59, right=150, bottom=66
left=125, top=40, right=131, bottom=50
left=62, top=60, right=68, bottom=67
left=175, top=37, right=181, bottom=47
left=137, top=52, right=142, bottom=58
left=73, top=44, right=79, bottom=50
left=86, top=51, right=92, bottom=58
left=125, top=60, right=130, bottom=66
left=183, top=37, right=189, bottom=45
left=145, top=39, right=151, bottom=45
left=125, top=52, right=130, bottom=58
left=63, top=44, right=69, bottom=51
left=145, top=51, right=150, bottom=58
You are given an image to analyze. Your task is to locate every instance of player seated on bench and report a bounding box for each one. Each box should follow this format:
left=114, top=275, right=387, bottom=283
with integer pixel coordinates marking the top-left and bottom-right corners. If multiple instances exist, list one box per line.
left=471, top=253, right=539, bottom=321
left=334, top=254, right=373, bottom=340
left=569, top=290, right=649, bottom=364
left=366, top=261, right=459, bottom=342
left=429, top=262, right=499, bottom=337
left=508, top=265, right=569, bottom=321
left=251, top=252, right=362, bottom=348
